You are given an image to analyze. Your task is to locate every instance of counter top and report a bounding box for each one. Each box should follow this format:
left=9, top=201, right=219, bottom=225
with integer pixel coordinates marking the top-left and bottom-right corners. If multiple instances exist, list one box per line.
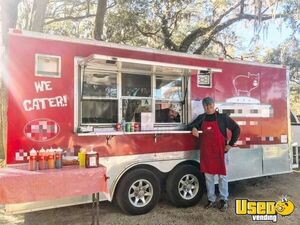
left=76, top=130, right=202, bottom=136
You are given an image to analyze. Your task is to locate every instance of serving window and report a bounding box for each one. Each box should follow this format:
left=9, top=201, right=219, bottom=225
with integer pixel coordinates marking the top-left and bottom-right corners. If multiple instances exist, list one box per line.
left=155, top=76, right=183, bottom=123
left=77, top=56, right=203, bottom=130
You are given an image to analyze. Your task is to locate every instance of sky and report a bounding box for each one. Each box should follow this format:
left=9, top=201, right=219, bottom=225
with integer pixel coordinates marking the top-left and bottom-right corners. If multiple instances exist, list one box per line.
left=230, top=18, right=300, bottom=59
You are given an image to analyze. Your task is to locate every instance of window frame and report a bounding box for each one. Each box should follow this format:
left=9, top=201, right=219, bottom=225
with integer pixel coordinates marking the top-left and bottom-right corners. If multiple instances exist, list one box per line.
left=197, top=70, right=212, bottom=88
left=79, top=66, right=120, bottom=127
left=155, top=74, right=183, bottom=102
left=80, top=99, right=119, bottom=125
left=153, top=73, right=185, bottom=126
left=35, top=54, right=61, bottom=78
left=76, top=57, right=193, bottom=130
left=121, top=69, right=153, bottom=123
left=81, top=71, right=118, bottom=99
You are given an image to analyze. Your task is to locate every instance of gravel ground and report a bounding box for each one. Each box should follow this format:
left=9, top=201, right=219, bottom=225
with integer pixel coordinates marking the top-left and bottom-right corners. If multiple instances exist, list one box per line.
left=1, top=170, right=300, bottom=225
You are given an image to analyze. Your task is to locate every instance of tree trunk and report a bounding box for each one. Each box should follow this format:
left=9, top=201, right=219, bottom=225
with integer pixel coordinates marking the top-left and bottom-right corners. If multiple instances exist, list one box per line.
left=0, top=49, right=7, bottom=164
left=94, top=0, right=107, bottom=41
left=0, top=0, right=20, bottom=164
left=1, top=0, right=20, bottom=45
left=31, top=0, right=48, bottom=32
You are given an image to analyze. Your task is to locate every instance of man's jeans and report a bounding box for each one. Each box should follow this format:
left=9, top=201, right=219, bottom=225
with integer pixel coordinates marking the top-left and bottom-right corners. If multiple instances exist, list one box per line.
left=204, top=153, right=229, bottom=202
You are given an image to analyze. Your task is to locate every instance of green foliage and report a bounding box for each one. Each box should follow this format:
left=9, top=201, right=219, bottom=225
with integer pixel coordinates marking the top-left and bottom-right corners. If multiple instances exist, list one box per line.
left=264, top=38, right=300, bottom=115
left=14, top=0, right=300, bottom=58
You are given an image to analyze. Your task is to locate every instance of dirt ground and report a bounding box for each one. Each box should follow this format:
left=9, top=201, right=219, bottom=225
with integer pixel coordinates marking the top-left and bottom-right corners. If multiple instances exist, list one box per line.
left=1, top=170, right=300, bottom=225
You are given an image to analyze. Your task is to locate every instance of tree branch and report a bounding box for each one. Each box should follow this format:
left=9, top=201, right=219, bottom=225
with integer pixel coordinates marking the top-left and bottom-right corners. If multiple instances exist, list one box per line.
left=191, top=12, right=288, bottom=54
left=161, top=16, right=178, bottom=51
left=135, top=24, right=161, bottom=37
left=179, top=1, right=242, bottom=52
left=107, top=0, right=116, bottom=10
left=45, top=14, right=96, bottom=25
left=211, top=39, right=234, bottom=59
left=193, top=36, right=214, bottom=55
left=291, top=79, right=300, bottom=85
left=169, top=9, right=183, bottom=36
left=178, top=0, right=291, bottom=53
left=240, top=0, right=245, bottom=14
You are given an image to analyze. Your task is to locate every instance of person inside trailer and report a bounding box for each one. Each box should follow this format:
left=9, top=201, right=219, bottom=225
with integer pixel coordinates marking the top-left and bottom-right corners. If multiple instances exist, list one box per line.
left=155, top=104, right=181, bottom=123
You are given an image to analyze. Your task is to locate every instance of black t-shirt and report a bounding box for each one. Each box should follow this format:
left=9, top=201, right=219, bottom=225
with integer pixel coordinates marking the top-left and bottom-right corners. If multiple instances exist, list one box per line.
left=204, top=113, right=217, bottom=121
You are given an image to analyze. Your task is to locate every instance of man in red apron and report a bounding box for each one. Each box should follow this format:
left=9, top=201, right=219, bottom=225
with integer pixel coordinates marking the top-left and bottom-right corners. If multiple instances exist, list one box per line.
left=188, top=97, right=240, bottom=212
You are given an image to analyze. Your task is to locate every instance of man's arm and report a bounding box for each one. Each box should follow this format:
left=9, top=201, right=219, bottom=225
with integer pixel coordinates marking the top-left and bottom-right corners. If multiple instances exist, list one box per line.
left=186, top=114, right=204, bottom=131
left=225, top=114, right=240, bottom=146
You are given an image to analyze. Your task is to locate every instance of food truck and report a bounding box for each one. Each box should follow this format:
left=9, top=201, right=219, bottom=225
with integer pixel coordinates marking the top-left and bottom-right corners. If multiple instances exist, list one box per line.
left=2, top=30, right=292, bottom=215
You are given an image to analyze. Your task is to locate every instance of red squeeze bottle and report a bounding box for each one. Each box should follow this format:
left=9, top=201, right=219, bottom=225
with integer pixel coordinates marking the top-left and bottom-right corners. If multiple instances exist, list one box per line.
left=47, top=148, right=55, bottom=169
left=38, top=148, right=46, bottom=170
left=134, top=123, right=140, bottom=131
left=28, top=148, right=37, bottom=171
left=115, top=123, right=121, bottom=131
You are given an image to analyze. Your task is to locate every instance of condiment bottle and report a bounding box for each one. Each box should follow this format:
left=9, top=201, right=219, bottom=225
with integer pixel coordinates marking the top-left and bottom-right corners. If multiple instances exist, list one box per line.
left=38, top=148, right=46, bottom=170
left=115, top=123, right=121, bottom=131
left=134, top=123, right=140, bottom=132
left=28, top=148, right=37, bottom=171
left=45, top=149, right=49, bottom=168
left=130, top=122, right=134, bottom=132
left=125, top=122, right=131, bottom=132
left=47, top=148, right=55, bottom=169
left=85, top=150, right=99, bottom=168
left=55, top=148, right=63, bottom=169
left=78, top=148, right=86, bottom=168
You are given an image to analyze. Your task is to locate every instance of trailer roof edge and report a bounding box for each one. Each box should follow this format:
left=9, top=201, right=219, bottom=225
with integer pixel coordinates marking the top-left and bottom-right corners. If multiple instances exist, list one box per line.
left=9, top=29, right=286, bottom=69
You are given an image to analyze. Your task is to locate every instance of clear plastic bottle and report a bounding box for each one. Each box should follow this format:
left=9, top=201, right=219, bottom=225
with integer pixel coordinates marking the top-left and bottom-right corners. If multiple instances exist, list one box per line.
left=121, top=119, right=126, bottom=131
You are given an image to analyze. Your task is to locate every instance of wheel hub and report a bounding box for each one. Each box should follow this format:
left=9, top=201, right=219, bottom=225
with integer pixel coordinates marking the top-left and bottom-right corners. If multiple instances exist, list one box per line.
left=129, top=179, right=153, bottom=207
left=178, top=174, right=199, bottom=200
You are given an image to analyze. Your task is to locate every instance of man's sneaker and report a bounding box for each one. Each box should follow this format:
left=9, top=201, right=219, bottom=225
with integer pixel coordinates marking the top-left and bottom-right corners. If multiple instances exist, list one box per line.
left=205, top=201, right=216, bottom=209
left=219, top=199, right=228, bottom=212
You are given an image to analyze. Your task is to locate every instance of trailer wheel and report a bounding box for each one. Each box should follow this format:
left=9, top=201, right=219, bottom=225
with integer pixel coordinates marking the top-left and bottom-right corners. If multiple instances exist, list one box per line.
left=115, top=168, right=161, bottom=215
left=166, top=164, right=204, bottom=207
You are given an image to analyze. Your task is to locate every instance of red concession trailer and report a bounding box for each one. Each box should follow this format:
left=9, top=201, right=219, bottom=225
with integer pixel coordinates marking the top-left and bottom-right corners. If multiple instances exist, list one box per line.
left=2, top=30, right=292, bottom=214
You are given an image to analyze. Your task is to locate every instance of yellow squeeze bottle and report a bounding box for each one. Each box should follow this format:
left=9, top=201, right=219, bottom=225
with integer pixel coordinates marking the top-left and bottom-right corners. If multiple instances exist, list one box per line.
left=78, top=148, right=86, bottom=168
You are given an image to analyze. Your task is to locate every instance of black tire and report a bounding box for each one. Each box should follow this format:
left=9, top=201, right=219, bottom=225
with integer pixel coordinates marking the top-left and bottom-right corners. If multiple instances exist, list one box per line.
left=166, top=164, right=205, bottom=207
left=115, top=168, right=161, bottom=215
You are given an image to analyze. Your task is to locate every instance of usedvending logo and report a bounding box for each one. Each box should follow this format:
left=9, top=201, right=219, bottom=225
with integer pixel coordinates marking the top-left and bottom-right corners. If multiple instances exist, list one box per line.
left=235, top=196, right=295, bottom=222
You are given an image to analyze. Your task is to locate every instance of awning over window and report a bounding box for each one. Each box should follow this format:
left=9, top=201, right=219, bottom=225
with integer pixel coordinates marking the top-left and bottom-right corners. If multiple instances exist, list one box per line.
left=79, top=54, right=222, bottom=76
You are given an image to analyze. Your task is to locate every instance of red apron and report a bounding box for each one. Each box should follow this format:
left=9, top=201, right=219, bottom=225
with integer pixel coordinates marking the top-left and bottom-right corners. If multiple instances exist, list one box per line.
left=200, top=116, right=226, bottom=175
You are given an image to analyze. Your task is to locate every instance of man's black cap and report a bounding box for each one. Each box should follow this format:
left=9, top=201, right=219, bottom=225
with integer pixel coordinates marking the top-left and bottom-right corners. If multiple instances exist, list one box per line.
left=202, top=97, right=214, bottom=106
